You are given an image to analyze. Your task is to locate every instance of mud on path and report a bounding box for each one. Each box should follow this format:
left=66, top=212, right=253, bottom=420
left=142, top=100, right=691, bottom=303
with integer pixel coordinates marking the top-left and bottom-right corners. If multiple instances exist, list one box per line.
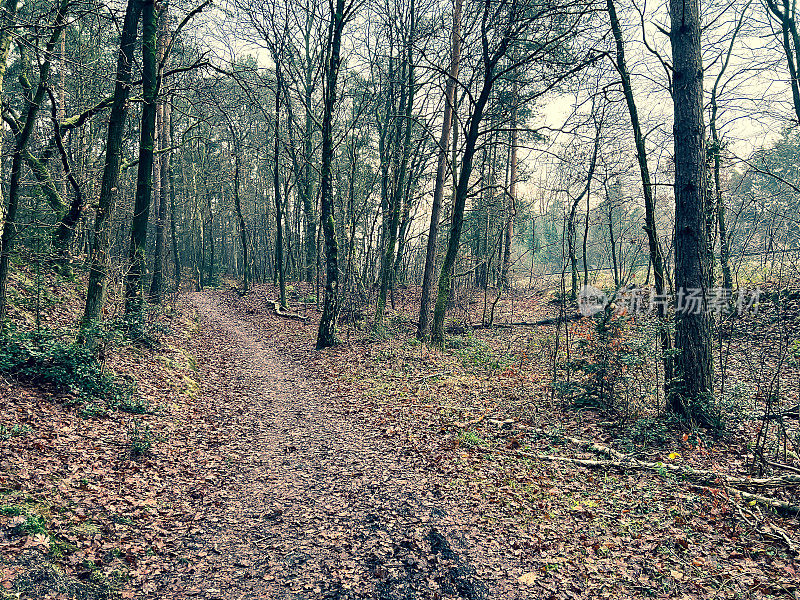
left=154, top=291, right=520, bottom=600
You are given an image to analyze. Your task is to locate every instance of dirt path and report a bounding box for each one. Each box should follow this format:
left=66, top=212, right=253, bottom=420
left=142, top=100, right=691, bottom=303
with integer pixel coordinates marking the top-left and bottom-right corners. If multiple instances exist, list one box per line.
left=155, top=291, right=518, bottom=600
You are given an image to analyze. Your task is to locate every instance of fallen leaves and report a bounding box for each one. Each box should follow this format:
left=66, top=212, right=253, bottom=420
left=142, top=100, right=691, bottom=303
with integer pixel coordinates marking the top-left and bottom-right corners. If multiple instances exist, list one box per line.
left=2, top=281, right=799, bottom=599
left=518, top=571, right=538, bottom=584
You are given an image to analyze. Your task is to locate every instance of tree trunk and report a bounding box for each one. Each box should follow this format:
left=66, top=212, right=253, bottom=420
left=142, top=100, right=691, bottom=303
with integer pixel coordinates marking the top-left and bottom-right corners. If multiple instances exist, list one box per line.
left=418, top=0, right=462, bottom=339
left=582, top=188, right=590, bottom=287
left=302, top=12, right=317, bottom=282
left=316, top=0, right=347, bottom=349
left=376, top=4, right=415, bottom=330
left=568, top=122, right=599, bottom=299
left=51, top=96, right=120, bottom=268
left=274, top=65, right=287, bottom=308
left=205, top=187, right=214, bottom=287
left=392, top=146, right=423, bottom=284
left=0, top=0, right=20, bottom=209
left=709, top=7, right=746, bottom=294
left=0, top=0, right=19, bottom=106
left=501, top=78, right=517, bottom=289
left=80, top=0, right=142, bottom=341
left=0, top=0, right=69, bottom=321
left=766, top=0, right=800, bottom=123
left=229, top=129, right=248, bottom=293
left=607, top=198, right=619, bottom=288
left=430, top=40, right=506, bottom=346
left=169, top=114, right=181, bottom=291
left=607, top=0, right=672, bottom=382
left=669, top=0, right=714, bottom=420
left=148, top=15, right=171, bottom=304
left=124, top=0, right=159, bottom=336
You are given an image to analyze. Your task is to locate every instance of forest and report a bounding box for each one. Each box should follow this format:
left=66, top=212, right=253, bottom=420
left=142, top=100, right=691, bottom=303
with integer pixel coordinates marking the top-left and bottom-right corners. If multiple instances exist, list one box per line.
left=0, top=0, right=799, bottom=597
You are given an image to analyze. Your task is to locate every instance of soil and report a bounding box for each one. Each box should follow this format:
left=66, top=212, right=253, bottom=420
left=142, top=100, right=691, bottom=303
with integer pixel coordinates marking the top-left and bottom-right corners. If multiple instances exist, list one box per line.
left=2, top=283, right=798, bottom=600
left=153, top=291, right=515, bottom=599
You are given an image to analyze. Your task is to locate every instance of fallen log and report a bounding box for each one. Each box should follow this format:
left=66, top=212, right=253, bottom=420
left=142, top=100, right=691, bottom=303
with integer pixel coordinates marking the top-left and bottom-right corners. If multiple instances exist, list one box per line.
left=765, top=460, right=800, bottom=475
left=447, top=314, right=583, bottom=334
left=726, top=487, right=800, bottom=518
left=272, top=301, right=307, bottom=321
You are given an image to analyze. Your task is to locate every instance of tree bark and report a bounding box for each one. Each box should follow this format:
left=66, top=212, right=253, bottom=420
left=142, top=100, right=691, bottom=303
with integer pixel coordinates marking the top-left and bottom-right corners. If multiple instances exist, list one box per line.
left=274, top=64, right=287, bottom=308
left=124, top=0, right=159, bottom=336
left=316, top=0, right=347, bottom=349
left=80, top=0, right=143, bottom=341
left=669, top=0, right=714, bottom=420
left=417, top=0, right=462, bottom=340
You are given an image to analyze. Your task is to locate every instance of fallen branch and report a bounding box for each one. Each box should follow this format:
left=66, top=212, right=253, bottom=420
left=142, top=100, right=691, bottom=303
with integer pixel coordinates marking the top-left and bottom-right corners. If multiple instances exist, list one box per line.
left=721, top=487, right=800, bottom=519
left=765, top=461, right=800, bottom=475
left=503, top=450, right=800, bottom=515
left=272, top=301, right=307, bottom=321
left=766, top=523, right=799, bottom=555
left=454, top=407, right=493, bottom=429
left=734, top=504, right=799, bottom=555
left=528, top=430, right=800, bottom=490
left=450, top=314, right=583, bottom=333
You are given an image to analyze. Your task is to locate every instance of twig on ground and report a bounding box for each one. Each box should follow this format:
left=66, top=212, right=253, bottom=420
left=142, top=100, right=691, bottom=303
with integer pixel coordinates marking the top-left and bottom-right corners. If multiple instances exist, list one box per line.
left=765, top=460, right=800, bottom=475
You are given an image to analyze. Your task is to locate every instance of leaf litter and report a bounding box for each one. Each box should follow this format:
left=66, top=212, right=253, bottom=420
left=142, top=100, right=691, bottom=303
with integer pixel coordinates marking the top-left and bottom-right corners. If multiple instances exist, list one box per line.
left=0, top=280, right=797, bottom=599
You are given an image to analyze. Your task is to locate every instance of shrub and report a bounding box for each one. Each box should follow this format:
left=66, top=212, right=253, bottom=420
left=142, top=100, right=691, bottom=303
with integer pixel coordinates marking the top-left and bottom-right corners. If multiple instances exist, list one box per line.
left=623, top=417, right=671, bottom=449
left=566, top=310, right=657, bottom=417
left=127, top=419, right=154, bottom=457
left=458, top=429, right=486, bottom=449
left=0, top=505, right=24, bottom=516
left=12, top=515, right=47, bottom=537
left=0, top=327, right=123, bottom=402
left=452, top=337, right=512, bottom=373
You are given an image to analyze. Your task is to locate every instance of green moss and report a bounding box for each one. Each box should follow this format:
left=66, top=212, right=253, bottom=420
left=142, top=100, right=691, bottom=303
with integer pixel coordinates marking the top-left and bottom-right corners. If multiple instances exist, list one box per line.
left=0, top=505, right=24, bottom=516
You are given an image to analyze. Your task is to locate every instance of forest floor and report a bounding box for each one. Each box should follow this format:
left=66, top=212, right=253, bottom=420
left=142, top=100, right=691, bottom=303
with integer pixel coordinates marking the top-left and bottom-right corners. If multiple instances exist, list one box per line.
left=1, top=277, right=799, bottom=599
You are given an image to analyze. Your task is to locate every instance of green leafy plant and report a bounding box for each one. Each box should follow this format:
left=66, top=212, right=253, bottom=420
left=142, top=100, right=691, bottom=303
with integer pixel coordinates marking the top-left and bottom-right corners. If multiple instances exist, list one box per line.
left=566, top=311, right=656, bottom=417
left=458, top=430, right=486, bottom=449
left=0, top=327, right=124, bottom=402
left=0, top=505, right=24, bottom=516
left=13, top=514, right=47, bottom=537
left=623, top=417, right=671, bottom=449
left=453, top=337, right=512, bottom=373
left=78, top=403, right=111, bottom=419
left=127, top=419, right=154, bottom=457
left=116, top=390, right=154, bottom=415
left=0, top=424, right=31, bottom=441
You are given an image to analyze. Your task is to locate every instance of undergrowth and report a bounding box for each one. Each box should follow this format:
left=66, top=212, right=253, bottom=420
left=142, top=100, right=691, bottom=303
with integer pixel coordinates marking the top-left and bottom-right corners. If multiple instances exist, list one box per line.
left=563, top=311, right=660, bottom=420
left=0, top=326, right=129, bottom=404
